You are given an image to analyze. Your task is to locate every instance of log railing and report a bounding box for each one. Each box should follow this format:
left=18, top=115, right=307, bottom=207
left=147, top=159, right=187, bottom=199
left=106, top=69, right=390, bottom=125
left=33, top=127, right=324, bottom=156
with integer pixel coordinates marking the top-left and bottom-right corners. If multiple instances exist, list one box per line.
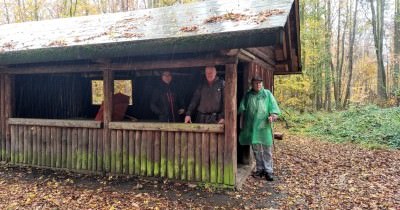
left=8, top=118, right=103, bottom=171
left=8, top=118, right=102, bottom=128
left=6, top=120, right=232, bottom=186
left=108, top=122, right=227, bottom=184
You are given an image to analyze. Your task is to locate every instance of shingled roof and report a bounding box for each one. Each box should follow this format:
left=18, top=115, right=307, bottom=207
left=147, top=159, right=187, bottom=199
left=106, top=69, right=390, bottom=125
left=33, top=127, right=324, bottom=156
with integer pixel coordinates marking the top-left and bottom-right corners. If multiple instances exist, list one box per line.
left=0, top=0, right=296, bottom=65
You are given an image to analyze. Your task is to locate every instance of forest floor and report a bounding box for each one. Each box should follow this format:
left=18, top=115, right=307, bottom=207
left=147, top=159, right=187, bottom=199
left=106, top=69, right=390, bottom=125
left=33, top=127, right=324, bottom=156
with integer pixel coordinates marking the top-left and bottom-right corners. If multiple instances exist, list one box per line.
left=0, top=133, right=399, bottom=209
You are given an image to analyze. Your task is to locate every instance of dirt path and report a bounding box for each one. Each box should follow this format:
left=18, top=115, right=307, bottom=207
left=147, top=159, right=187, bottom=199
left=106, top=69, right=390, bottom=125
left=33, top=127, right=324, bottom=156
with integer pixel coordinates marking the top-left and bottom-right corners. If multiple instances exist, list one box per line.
left=0, top=134, right=398, bottom=209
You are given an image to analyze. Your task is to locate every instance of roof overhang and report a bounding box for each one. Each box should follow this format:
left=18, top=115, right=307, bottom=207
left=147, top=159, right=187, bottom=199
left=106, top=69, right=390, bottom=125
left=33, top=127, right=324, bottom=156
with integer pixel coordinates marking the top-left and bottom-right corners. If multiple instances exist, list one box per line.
left=0, top=0, right=301, bottom=74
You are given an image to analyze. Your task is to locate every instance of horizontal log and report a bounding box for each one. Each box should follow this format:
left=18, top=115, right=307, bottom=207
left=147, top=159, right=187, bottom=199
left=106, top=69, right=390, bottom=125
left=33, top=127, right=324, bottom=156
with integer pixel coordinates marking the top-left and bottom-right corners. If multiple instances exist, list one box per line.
left=109, top=122, right=224, bottom=133
left=238, top=50, right=275, bottom=71
left=273, top=69, right=302, bottom=75
left=2, top=54, right=238, bottom=74
left=8, top=118, right=102, bottom=128
left=105, top=56, right=238, bottom=71
left=245, top=47, right=276, bottom=66
left=274, top=132, right=284, bottom=140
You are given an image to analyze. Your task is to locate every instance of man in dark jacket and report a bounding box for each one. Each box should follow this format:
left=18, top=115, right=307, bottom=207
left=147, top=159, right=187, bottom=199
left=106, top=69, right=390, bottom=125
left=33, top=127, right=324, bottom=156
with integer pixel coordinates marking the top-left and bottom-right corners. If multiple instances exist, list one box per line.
left=184, top=66, right=224, bottom=124
left=150, top=71, right=185, bottom=122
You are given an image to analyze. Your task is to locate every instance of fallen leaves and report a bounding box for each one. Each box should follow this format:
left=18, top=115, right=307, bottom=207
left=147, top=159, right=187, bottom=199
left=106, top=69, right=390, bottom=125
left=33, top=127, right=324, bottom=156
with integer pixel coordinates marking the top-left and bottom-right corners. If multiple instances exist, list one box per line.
left=204, top=9, right=285, bottom=24
left=120, top=32, right=145, bottom=38
left=273, top=134, right=400, bottom=209
left=180, top=25, right=199, bottom=32
left=205, top=12, right=247, bottom=23
left=0, top=133, right=398, bottom=209
left=2, top=41, right=16, bottom=49
left=48, top=40, right=67, bottom=47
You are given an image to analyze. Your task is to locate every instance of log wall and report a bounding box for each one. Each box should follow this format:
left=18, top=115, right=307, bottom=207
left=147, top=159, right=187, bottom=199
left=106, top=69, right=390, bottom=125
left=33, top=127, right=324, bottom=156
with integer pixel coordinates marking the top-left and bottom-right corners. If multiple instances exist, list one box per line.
left=245, top=63, right=274, bottom=91
left=0, top=75, right=5, bottom=161
left=14, top=74, right=92, bottom=119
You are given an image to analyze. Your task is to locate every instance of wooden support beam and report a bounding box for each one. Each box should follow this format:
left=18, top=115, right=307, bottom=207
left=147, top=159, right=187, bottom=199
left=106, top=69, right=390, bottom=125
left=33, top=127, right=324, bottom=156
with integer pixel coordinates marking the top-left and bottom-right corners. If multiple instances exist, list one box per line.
left=107, top=55, right=238, bottom=71
left=257, top=46, right=275, bottom=58
left=0, top=64, right=101, bottom=74
left=275, top=31, right=287, bottom=61
left=246, top=47, right=276, bottom=66
left=0, top=75, right=5, bottom=161
left=2, top=54, right=238, bottom=75
left=238, top=49, right=255, bottom=61
left=240, top=63, right=252, bottom=165
left=103, top=69, right=113, bottom=172
left=284, top=19, right=294, bottom=72
left=238, top=50, right=275, bottom=71
left=224, top=64, right=237, bottom=186
left=294, top=0, right=301, bottom=69
left=274, top=70, right=302, bottom=75
left=93, top=58, right=112, bottom=65
left=4, top=74, right=13, bottom=161
left=221, top=49, right=240, bottom=56
left=243, top=63, right=251, bottom=92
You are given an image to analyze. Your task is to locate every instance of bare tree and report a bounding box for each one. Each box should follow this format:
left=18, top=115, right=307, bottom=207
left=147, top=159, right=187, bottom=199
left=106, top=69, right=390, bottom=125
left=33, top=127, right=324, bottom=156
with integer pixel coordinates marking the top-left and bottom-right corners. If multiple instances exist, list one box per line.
left=33, top=0, right=39, bottom=21
left=343, top=0, right=359, bottom=107
left=324, top=0, right=332, bottom=111
left=333, top=0, right=349, bottom=109
left=16, top=0, right=26, bottom=22
left=369, top=0, right=387, bottom=100
left=2, top=0, right=11, bottom=23
left=394, top=0, right=400, bottom=92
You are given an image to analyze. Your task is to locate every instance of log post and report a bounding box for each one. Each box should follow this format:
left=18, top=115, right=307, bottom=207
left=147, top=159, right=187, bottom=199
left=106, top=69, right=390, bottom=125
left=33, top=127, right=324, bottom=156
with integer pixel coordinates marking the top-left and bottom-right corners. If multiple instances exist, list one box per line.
left=224, top=64, right=237, bottom=186
left=0, top=75, right=4, bottom=161
left=5, top=74, right=14, bottom=162
left=240, top=63, right=251, bottom=165
left=103, top=69, right=113, bottom=172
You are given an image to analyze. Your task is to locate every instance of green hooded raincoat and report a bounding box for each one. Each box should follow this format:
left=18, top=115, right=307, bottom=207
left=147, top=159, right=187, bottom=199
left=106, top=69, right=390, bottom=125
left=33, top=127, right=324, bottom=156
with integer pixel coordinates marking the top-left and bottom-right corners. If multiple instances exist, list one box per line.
left=239, top=88, right=281, bottom=147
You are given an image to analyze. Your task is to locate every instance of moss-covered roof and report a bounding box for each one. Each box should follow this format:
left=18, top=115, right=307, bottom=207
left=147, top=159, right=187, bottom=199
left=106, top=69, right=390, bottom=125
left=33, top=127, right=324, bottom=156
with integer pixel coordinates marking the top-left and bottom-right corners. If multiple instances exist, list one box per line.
left=0, top=0, right=294, bottom=65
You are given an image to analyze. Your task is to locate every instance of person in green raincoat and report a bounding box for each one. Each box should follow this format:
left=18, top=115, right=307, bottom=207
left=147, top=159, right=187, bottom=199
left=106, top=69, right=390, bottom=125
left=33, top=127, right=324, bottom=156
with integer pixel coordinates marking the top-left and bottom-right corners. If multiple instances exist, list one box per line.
left=239, top=76, right=281, bottom=181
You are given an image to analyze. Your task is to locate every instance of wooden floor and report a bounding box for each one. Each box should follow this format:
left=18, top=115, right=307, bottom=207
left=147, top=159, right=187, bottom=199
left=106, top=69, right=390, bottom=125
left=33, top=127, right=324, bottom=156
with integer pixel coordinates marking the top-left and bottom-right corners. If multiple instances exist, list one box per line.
left=235, top=162, right=255, bottom=190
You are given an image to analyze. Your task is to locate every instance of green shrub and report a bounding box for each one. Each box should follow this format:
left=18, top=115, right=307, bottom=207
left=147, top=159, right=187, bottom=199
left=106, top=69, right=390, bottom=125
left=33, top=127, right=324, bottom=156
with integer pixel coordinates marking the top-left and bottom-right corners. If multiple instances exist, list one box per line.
left=283, top=105, right=400, bottom=149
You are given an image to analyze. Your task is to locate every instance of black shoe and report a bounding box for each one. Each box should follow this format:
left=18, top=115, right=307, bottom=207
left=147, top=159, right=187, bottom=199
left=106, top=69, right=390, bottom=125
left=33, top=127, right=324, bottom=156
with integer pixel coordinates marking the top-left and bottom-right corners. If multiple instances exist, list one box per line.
left=264, top=173, right=274, bottom=181
left=251, top=171, right=265, bottom=178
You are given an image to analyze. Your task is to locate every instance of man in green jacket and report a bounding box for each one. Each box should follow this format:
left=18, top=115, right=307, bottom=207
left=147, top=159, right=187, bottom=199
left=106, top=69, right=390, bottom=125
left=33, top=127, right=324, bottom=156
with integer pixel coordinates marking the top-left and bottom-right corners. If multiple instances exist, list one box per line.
left=239, top=76, right=281, bottom=181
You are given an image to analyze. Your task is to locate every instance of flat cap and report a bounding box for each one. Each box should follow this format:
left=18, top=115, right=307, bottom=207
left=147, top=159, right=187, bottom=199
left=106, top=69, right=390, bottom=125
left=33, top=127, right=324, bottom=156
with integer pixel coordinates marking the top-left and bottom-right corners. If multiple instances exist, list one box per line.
left=251, top=76, right=263, bottom=82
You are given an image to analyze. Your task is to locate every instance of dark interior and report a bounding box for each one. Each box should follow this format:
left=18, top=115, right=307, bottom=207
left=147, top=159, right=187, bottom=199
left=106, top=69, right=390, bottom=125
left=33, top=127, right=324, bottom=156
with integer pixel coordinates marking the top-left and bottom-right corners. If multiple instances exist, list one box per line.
left=14, top=66, right=228, bottom=121
left=14, top=63, right=251, bottom=165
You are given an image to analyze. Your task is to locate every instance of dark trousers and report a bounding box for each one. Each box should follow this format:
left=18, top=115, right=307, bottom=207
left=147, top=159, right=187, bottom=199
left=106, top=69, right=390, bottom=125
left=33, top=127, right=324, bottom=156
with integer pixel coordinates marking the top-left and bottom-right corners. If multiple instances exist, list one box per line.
left=195, top=112, right=218, bottom=123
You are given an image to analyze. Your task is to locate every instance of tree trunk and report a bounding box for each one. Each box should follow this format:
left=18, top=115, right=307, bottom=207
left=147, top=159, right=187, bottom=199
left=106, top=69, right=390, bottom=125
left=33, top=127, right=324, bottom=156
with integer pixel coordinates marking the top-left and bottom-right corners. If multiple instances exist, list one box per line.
left=343, top=0, right=358, bottom=108
left=3, top=0, right=10, bottom=23
left=16, top=0, right=25, bottom=22
left=34, top=0, right=39, bottom=21
left=370, top=0, right=387, bottom=100
left=333, top=2, right=341, bottom=109
left=394, top=0, right=400, bottom=92
left=324, top=0, right=332, bottom=111
left=337, top=0, right=349, bottom=109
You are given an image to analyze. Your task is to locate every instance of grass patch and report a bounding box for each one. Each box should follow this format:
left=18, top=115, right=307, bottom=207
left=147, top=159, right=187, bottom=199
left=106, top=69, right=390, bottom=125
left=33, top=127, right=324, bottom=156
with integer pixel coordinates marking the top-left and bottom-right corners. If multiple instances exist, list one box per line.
left=280, top=105, right=400, bottom=149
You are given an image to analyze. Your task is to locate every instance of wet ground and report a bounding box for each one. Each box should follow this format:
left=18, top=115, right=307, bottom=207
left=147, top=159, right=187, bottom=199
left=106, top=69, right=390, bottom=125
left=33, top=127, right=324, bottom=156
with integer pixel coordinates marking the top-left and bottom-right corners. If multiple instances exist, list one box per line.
left=0, top=133, right=399, bottom=209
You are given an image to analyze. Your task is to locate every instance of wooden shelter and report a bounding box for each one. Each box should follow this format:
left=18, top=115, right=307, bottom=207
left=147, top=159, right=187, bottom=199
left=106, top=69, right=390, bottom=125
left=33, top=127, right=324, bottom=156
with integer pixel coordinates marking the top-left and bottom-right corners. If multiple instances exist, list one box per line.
left=0, top=0, right=301, bottom=188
